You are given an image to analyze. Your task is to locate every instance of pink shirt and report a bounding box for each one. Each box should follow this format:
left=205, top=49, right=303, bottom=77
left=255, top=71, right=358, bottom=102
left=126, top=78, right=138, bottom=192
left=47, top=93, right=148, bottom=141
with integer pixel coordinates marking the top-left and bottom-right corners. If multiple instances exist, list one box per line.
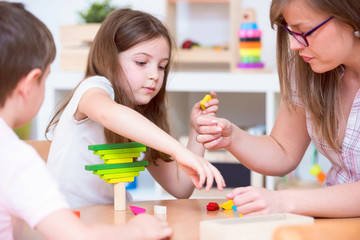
left=302, top=90, right=360, bottom=186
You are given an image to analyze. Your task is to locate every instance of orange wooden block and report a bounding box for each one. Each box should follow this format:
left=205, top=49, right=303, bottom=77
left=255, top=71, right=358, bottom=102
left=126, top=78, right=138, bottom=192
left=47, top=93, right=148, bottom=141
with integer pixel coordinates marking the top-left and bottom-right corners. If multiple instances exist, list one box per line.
left=317, top=172, right=326, bottom=183
left=72, top=210, right=80, bottom=218
left=239, top=41, right=262, bottom=49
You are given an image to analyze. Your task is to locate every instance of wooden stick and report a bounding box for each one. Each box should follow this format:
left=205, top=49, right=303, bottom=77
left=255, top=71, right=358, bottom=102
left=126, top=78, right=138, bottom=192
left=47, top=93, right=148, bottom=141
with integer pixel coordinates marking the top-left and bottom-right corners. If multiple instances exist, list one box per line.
left=114, top=183, right=126, bottom=211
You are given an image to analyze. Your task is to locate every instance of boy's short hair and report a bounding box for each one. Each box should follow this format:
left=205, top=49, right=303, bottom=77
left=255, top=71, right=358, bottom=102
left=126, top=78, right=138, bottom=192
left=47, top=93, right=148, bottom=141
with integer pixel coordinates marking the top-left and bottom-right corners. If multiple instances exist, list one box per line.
left=0, top=1, right=56, bottom=107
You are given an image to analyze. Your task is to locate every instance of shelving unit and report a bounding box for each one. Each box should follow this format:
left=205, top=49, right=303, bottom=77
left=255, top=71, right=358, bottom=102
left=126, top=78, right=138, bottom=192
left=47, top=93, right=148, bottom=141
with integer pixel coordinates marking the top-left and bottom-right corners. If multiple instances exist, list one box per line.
left=59, top=24, right=100, bottom=71
left=166, top=0, right=241, bottom=72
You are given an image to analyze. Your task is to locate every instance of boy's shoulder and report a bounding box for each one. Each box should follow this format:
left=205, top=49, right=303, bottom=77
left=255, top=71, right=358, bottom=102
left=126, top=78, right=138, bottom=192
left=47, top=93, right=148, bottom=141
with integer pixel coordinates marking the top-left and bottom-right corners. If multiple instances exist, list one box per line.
left=0, top=117, right=43, bottom=165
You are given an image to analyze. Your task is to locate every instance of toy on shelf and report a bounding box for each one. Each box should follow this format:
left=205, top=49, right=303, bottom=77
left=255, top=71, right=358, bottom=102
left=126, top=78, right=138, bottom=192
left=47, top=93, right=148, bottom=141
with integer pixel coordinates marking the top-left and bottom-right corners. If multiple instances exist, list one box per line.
left=85, top=142, right=148, bottom=210
left=237, top=8, right=264, bottom=69
left=309, top=147, right=326, bottom=183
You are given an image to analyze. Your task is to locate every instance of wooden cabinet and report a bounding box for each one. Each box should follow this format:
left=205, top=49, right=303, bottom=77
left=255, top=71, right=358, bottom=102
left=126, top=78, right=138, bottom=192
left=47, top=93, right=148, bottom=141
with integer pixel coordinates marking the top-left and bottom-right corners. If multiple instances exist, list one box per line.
left=59, top=24, right=100, bottom=71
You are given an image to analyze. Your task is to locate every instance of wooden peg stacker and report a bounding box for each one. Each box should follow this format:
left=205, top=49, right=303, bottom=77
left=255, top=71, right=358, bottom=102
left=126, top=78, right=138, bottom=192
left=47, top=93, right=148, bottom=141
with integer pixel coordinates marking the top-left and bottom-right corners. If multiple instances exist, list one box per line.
left=85, top=142, right=148, bottom=210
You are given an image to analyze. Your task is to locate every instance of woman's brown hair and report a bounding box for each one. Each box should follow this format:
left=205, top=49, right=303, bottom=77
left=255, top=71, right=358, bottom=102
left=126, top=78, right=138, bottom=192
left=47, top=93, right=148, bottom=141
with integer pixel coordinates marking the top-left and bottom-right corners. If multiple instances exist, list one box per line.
left=270, top=0, right=360, bottom=151
left=46, top=8, right=173, bottom=163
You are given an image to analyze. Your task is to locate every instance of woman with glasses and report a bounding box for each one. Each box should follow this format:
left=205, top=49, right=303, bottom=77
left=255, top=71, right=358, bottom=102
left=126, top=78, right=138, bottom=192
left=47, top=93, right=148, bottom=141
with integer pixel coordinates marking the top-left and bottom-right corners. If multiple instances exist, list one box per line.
left=194, top=0, right=360, bottom=217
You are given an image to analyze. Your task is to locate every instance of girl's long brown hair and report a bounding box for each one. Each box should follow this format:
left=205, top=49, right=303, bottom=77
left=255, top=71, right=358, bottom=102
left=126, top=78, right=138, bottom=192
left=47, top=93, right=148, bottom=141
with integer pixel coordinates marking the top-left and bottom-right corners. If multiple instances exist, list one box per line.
left=270, top=0, right=360, bottom=151
left=46, top=8, right=174, bottom=163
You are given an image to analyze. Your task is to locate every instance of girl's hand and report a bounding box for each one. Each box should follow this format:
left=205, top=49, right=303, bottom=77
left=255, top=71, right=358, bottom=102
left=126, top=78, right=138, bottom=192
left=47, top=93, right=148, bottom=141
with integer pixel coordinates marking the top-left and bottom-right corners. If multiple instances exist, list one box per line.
left=226, top=186, right=284, bottom=216
left=173, top=148, right=226, bottom=192
left=195, top=115, right=233, bottom=150
left=190, top=91, right=219, bottom=130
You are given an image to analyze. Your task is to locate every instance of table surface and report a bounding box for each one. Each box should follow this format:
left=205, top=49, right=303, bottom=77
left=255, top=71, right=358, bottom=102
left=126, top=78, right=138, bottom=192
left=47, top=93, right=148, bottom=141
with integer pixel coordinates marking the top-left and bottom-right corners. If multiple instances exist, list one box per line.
left=75, top=198, right=360, bottom=240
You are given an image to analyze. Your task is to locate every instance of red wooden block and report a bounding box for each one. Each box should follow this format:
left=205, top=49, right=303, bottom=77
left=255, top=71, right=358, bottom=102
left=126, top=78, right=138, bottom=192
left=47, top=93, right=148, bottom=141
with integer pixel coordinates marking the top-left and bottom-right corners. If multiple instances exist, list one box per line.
left=72, top=210, right=80, bottom=218
left=207, top=202, right=219, bottom=211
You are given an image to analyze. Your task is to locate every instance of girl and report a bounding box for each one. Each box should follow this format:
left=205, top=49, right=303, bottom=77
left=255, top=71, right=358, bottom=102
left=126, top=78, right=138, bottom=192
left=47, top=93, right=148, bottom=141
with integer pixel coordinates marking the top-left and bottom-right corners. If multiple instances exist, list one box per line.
left=46, top=8, right=225, bottom=208
left=195, top=0, right=360, bottom=217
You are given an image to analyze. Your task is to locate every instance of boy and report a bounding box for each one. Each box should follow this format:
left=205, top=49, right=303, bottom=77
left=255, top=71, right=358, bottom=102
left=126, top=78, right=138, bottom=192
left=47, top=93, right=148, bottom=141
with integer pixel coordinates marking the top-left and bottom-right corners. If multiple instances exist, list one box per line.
left=0, top=2, right=172, bottom=239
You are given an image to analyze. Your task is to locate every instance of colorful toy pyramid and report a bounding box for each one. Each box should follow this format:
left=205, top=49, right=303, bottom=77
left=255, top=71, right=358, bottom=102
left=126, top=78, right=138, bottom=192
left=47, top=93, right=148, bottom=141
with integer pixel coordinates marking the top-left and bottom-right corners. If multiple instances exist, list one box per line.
left=85, top=142, right=148, bottom=210
left=237, top=8, right=264, bottom=69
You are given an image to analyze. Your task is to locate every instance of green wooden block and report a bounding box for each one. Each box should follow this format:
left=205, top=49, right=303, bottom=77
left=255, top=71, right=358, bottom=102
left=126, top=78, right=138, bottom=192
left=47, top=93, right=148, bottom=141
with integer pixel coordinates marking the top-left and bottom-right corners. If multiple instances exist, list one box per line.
left=93, top=147, right=146, bottom=155
left=105, top=177, right=134, bottom=183
left=85, top=161, right=149, bottom=171
left=88, top=142, right=146, bottom=151
left=93, top=166, right=145, bottom=175
left=104, top=158, right=133, bottom=164
left=100, top=171, right=139, bottom=179
left=100, top=152, right=141, bottom=160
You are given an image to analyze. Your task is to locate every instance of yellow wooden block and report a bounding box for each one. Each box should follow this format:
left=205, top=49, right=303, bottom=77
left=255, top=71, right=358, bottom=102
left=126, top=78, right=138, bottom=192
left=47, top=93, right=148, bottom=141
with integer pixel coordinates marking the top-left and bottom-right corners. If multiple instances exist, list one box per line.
left=100, top=171, right=139, bottom=179
left=104, top=158, right=133, bottom=164
left=100, top=152, right=141, bottom=160
left=220, top=200, right=233, bottom=210
left=105, top=177, right=134, bottom=183
left=94, top=147, right=146, bottom=155
left=200, top=94, right=212, bottom=110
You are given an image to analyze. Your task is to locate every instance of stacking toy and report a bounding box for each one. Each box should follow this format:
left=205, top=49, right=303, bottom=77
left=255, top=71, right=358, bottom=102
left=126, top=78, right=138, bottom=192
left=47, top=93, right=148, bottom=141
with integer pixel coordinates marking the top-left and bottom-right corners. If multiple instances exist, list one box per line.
left=86, top=142, right=148, bottom=210
left=237, top=8, right=264, bottom=69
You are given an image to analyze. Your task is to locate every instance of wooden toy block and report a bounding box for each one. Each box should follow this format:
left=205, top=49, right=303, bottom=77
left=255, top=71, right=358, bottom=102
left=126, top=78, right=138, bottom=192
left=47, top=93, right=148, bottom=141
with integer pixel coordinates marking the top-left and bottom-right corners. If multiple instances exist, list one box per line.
left=129, top=205, right=146, bottom=215
left=93, top=147, right=146, bottom=155
left=88, top=142, right=146, bottom=151
left=93, top=166, right=146, bottom=175
left=154, top=205, right=167, bottom=215
left=200, top=213, right=314, bottom=240
left=220, top=200, right=233, bottom=210
left=100, top=152, right=141, bottom=160
left=206, top=202, right=219, bottom=211
left=105, top=177, right=135, bottom=183
left=200, top=94, right=212, bottom=110
left=99, top=171, right=139, bottom=179
left=103, top=158, right=133, bottom=164
left=72, top=210, right=80, bottom=218
left=85, top=161, right=149, bottom=171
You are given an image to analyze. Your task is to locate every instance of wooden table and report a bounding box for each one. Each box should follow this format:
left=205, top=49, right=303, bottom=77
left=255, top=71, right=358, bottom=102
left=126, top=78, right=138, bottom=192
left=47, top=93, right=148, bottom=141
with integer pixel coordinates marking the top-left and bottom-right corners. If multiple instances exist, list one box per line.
left=75, top=198, right=360, bottom=240
left=16, top=198, right=360, bottom=240
left=76, top=198, right=231, bottom=239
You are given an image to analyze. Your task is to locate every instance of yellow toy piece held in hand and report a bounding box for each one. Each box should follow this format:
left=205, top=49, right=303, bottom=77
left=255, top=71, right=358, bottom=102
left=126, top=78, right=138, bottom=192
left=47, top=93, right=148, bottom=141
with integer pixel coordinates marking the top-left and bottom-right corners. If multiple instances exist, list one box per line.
left=200, top=94, right=212, bottom=110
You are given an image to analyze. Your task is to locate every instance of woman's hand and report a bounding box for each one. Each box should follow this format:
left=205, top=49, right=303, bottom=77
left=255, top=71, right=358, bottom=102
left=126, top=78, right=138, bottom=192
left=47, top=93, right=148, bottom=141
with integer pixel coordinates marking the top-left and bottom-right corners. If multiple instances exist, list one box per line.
left=195, top=115, right=234, bottom=150
left=226, top=186, right=285, bottom=216
left=190, top=91, right=219, bottom=131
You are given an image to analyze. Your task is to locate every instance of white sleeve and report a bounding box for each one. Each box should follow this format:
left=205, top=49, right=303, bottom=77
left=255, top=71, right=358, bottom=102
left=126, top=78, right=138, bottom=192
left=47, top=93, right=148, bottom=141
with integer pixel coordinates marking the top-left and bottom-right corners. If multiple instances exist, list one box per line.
left=67, top=76, right=115, bottom=117
left=1, top=143, right=69, bottom=228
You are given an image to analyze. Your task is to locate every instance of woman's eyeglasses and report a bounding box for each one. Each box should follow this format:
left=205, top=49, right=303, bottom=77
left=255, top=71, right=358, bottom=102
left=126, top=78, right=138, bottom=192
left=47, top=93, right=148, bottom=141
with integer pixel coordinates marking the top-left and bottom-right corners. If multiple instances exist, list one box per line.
left=282, top=16, right=334, bottom=47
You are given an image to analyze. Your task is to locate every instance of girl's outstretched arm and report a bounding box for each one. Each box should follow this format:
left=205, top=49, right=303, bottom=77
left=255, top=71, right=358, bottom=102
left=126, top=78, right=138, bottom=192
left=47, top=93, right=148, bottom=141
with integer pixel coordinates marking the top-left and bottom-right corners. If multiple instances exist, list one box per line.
left=78, top=88, right=225, bottom=191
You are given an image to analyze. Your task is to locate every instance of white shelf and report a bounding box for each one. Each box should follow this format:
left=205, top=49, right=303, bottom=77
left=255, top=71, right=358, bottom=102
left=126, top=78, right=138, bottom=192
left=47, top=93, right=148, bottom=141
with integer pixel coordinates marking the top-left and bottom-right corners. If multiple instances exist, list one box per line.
left=167, top=71, right=279, bottom=92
